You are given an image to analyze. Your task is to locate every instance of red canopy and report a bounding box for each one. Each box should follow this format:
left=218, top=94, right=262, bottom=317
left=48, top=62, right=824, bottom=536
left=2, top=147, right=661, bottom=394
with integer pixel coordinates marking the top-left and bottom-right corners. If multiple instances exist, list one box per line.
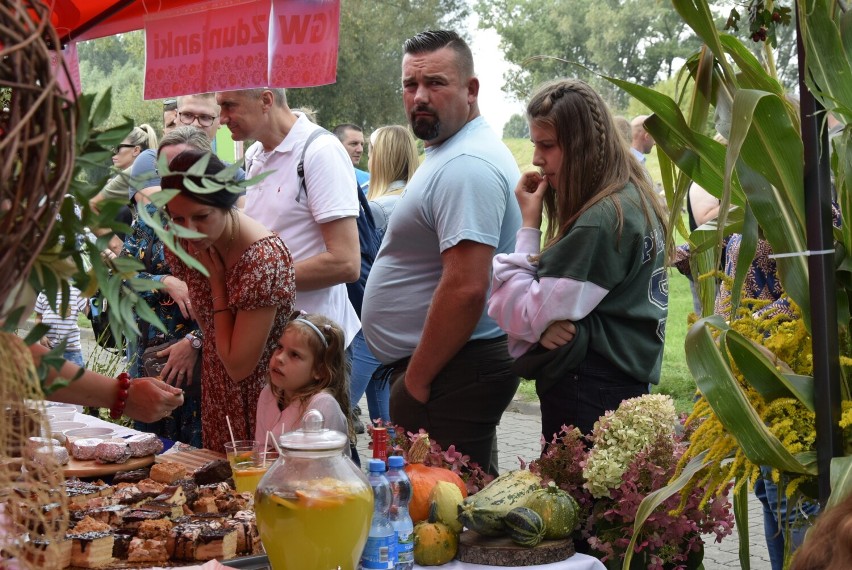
left=42, top=0, right=340, bottom=97
left=48, top=0, right=214, bottom=43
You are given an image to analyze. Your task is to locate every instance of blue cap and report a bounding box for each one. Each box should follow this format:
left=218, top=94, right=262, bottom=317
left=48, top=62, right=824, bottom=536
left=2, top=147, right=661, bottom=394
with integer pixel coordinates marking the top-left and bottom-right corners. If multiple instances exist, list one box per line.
left=368, top=459, right=386, bottom=472
left=388, top=455, right=405, bottom=468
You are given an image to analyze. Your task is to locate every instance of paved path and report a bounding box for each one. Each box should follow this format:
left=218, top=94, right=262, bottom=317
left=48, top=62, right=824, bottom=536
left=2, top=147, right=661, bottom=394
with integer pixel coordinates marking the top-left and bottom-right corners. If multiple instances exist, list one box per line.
left=354, top=398, right=774, bottom=570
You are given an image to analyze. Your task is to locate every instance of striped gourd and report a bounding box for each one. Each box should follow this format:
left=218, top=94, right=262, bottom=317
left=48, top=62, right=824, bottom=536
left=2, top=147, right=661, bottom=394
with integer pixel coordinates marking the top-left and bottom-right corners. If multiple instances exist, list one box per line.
left=457, top=469, right=542, bottom=536
left=505, top=507, right=546, bottom=547
left=524, top=482, right=579, bottom=539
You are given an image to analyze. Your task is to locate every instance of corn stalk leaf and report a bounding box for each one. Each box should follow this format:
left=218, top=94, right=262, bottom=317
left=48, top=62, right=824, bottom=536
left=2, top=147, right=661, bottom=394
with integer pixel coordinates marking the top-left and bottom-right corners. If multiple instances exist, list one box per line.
left=828, top=455, right=852, bottom=508
left=603, top=77, right=747, bottom=208
left=671, top=0, right=736, bottom=84
left=798, top=0, right=852, bottom=119
left=733, top=479, right=751, bottom=570
left=724, top=89, right=810, bottom=325
left=718, top=34, right=786, bottom=96
left=725, top=330, right=815, bottom=411
left=686, top=316, right=815, bottom=474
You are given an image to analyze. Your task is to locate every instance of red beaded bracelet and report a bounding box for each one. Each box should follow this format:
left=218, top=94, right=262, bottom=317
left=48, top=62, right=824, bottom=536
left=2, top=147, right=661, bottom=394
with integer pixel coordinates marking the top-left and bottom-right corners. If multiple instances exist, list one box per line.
left=110, top=372, right=131, bottom=419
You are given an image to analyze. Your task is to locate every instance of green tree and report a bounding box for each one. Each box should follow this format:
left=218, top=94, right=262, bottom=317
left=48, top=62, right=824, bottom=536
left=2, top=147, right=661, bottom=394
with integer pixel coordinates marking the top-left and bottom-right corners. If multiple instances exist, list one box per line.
left=288, top=0, right=469, bottom=134
left=78, top=31, right=161, bottom=131
left=503, top=113, right=529, bottom=138
left=475, top=0, right=702, bottom=108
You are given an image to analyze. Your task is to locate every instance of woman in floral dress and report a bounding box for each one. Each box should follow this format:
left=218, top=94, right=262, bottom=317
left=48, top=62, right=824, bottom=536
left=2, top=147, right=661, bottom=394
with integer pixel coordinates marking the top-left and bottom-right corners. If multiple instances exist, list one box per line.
left=163, top=149, right=296, bottom=452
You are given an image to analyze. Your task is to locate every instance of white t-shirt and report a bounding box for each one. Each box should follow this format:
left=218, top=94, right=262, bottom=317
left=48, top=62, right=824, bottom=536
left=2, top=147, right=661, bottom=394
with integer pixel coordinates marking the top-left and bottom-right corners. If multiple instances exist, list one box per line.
left=34, top=287, right=88, bottom=352
left=244, top=116, right=360, bottom=346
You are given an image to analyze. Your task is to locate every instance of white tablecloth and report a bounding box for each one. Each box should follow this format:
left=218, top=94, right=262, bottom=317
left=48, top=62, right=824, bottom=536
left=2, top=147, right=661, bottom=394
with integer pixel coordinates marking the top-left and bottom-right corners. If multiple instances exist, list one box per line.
left=415, top=554, right=607, bottom=570
left=69, top=410, right=143, bottom=438
left=173, top=553, right=608, bottom=570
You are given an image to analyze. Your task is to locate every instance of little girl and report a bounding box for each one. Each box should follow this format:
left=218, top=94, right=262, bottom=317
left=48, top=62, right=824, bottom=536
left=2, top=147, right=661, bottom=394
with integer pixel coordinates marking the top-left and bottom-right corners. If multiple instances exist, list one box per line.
left=34, top=284, right=89, bottom=367
left=254, top=312, right=353, bottom=447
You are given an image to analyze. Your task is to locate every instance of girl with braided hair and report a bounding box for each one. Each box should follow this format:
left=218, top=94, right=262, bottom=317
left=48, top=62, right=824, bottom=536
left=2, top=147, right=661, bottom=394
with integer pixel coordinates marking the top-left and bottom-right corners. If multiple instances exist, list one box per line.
left=487, top=78, right=670, bottom=442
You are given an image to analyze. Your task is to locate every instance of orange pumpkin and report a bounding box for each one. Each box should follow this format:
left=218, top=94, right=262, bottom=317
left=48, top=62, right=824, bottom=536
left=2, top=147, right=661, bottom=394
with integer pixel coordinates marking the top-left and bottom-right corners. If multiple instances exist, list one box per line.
left=404, top=433, right=468, bottom=522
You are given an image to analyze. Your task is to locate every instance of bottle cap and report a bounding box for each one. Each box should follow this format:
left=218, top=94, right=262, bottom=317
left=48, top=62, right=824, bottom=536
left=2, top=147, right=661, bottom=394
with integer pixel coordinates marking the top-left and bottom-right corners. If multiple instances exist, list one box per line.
left=388, top=455, right=405, bottom=468
left=368, top=459, right=386, bottom=473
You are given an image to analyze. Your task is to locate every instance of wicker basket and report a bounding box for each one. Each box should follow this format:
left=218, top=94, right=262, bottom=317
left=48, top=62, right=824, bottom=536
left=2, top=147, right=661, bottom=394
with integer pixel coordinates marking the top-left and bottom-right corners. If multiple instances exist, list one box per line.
left=0, top=0, right=76, bottom=308
left=0, top=2, right=78, bottom=567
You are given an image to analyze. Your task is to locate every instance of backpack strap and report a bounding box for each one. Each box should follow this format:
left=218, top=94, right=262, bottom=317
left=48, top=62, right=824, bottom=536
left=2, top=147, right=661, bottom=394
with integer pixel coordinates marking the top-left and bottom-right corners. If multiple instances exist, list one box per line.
left=296, top=128, right=333, bottom=203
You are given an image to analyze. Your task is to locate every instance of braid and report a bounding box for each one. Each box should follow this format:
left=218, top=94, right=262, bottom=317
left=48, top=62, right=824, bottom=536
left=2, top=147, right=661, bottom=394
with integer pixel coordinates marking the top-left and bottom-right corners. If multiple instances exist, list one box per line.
left=546, top=81, right=607, bottom=183
left=571, top=82, right=607, bottom=183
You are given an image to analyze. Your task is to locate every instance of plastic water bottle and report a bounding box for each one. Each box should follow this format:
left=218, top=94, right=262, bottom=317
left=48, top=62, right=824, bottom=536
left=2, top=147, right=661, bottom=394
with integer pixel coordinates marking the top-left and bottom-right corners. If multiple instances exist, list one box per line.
left=386, top=455, right=414, bottom=570
left=360, top=459, right=397, bottom=569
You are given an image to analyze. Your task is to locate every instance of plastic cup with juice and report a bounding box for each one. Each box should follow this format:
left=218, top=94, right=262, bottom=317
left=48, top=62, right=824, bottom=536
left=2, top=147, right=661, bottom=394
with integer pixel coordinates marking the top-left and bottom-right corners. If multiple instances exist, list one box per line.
left=224, top=441, right=273, bottom=494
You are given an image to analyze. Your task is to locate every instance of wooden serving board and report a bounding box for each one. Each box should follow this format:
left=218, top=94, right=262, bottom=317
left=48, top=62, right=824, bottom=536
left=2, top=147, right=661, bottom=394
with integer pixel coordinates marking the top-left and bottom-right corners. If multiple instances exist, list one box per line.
left=64, top=454, right=155, bottom=478
left=456, top=530, right=575, bottom=567
left=155, top=448, right=226, bottom=472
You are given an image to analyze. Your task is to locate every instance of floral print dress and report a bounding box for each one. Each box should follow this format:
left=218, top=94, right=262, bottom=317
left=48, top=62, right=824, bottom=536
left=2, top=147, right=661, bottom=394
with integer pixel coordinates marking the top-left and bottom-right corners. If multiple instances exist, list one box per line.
left=167, top=235, right=295, bottom=453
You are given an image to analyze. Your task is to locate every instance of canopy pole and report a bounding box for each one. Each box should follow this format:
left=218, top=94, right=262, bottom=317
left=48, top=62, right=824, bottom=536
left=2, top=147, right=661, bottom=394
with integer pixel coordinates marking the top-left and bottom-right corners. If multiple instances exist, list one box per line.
left=796, top=1, right=842, bottom=506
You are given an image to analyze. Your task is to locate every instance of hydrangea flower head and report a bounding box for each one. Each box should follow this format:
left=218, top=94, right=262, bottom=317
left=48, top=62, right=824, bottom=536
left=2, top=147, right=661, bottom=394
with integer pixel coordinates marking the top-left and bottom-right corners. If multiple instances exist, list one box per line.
left=582, top=394, right=677, bottom=498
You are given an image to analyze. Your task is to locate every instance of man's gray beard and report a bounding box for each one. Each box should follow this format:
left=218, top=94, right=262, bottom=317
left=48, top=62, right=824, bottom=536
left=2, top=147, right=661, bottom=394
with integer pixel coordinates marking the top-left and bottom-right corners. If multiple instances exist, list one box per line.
left=411, top=118, right=440, bottom=142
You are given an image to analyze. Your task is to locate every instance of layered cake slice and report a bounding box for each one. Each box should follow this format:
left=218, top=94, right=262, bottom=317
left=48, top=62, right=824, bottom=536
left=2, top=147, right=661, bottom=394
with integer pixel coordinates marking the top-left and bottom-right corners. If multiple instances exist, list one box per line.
left=68, top=518, right=115, bottom=569
left=24, top=536, right=72, bottom=569
left=75, top=504, right=127, bottom=527
left=18, top=501, right=66, bottom=534
left=154, top=484, right=187, bottom=507
left=137, top=500, right=183, bottom=519
left=193, top=458, right=232, bottom=485
left=225, top=510, right=261, bottom=555
left=119, top=509, right=168, bottom=533
left=68, top=531, right=115, bottom=568
left=168, top=520, right=237, bottom=561
left=112, top=467, right=151, bottom=484
left=65, top=479, right=113, bottom=508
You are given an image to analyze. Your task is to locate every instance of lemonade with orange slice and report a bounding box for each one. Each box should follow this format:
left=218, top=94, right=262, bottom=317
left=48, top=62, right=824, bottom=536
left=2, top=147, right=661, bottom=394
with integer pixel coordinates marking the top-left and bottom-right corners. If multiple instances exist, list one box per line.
left=232, top=462, right=268, bottom=494
left=228, top=450, right=274, bottom=494
left=255, top=477, right=373, bottom=569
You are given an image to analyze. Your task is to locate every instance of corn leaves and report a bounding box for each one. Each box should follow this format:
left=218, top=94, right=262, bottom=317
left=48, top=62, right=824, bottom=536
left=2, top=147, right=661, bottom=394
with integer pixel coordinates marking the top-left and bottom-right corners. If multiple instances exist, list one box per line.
left=612, top=0, right=852, bottom=567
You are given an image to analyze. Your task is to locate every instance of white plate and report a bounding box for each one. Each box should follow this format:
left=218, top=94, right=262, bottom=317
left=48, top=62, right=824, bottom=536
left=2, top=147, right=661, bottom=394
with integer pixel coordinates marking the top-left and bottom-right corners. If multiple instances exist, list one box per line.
left=65, top=427, right=114, bottom=438
left=49, top=407, right=78, bottom=421
left=50, top=421, right=87, bottom=433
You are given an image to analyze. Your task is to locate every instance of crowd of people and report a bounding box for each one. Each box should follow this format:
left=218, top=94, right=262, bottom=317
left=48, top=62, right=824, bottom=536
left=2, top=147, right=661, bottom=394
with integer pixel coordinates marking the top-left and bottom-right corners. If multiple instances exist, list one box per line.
left=25, top=26, right=846, bottom=568
left=36, top=30, right=671, bottom=477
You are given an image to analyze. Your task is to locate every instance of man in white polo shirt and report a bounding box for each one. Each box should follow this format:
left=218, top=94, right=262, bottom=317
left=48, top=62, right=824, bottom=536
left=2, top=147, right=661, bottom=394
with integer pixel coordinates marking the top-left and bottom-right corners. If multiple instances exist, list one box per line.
left=215, top=87, right=361, bottom=347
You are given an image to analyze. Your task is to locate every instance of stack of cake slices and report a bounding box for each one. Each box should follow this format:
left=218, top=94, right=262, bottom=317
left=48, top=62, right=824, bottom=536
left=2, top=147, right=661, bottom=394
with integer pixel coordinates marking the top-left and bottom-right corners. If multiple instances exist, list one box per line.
left=13, top=458, right=262, bottom=568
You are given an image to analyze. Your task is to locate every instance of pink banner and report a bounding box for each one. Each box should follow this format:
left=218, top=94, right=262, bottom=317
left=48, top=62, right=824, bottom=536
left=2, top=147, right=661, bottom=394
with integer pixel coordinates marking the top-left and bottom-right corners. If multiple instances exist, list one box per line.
left=49, top=43, right=82, bottom=98
left=269, top=0, right=339, bottom=88
left=143, top=0, right=340, bottom=99
left=144, top=0, right=272, bottom=99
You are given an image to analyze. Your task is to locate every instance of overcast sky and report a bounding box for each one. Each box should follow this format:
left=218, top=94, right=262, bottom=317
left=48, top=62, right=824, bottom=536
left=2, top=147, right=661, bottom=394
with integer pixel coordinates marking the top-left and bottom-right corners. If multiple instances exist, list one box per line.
left=468, top=14, right=525, bottom=138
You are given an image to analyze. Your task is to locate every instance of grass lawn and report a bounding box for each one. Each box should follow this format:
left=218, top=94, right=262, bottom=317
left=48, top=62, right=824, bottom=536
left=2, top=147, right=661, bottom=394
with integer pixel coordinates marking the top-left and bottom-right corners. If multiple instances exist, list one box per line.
left=504, top=138, right=697, bottom=414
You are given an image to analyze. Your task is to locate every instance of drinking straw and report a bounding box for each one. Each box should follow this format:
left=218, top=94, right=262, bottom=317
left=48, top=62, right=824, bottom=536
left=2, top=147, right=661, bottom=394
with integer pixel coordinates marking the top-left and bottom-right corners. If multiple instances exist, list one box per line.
left=226, top=415, right=237, bottom=451
left=266, top=430, right=282, bottom=460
